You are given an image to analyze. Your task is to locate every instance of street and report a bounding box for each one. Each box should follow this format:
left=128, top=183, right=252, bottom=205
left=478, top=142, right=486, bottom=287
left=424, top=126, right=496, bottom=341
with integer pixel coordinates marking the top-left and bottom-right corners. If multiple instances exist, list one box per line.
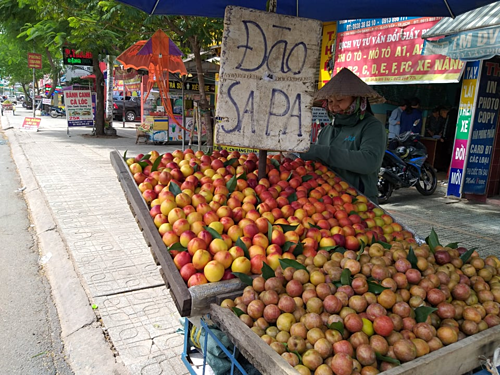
left=0, top=128, right=73, bottom=375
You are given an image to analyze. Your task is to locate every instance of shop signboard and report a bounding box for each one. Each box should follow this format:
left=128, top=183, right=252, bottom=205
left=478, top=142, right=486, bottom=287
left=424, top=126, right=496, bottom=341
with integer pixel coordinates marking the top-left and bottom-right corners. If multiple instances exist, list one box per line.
left=27, top=53, right=42, bottom=69
left=334, top=17, right=465, bottom=84
left=64, top=90, right=93, bottom=127
left=447, top=61, right=482, bottom=197
left=62, top=48, right=93, bottom=66
left=318, top=22, right=337, bottom=89
left=463, top=58, right=500, bottom=195
left=215, top=6, right=322, bottom=152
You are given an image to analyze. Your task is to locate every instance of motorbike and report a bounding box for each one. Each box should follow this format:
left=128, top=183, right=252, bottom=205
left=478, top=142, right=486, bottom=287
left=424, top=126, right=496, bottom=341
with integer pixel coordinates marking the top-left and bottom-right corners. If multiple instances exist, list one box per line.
left=49, top=106, right=66, bottom=118
left=378, top=131, right=437, bottom=203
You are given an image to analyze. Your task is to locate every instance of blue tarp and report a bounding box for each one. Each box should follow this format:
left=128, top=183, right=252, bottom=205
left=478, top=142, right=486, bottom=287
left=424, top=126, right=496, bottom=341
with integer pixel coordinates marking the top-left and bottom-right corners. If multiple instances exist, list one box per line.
left=116, top=0, right=499, bottom=22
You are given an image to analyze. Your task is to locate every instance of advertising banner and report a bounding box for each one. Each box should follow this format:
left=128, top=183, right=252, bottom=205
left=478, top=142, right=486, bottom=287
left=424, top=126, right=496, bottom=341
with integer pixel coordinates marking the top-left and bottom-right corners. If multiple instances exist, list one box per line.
left=64, top=90, right=93, bottom=127
left=318, top=22, right=337, bottom=89
left=463, top=58, right=500, bottom=195
left=334, top=17, right=465, bottom=84
left=447, top=61, right=482, bottom=197
left=22, top=117, right=41, bottom=132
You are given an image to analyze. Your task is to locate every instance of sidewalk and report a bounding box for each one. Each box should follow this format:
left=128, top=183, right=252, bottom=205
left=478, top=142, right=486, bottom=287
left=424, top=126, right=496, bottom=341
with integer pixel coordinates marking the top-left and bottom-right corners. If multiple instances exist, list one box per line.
left=2, top=107, right=500, bottom=374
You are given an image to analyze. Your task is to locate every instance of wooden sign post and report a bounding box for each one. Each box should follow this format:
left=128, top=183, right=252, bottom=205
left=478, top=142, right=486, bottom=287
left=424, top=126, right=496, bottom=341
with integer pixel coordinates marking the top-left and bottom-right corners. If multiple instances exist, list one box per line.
left=215, top=6, right=322, bottom=179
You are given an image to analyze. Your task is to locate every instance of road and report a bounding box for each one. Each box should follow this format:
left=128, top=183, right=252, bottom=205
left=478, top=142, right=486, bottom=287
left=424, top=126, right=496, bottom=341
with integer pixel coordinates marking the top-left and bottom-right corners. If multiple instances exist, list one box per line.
left=0, top=129, right=73, bottom=375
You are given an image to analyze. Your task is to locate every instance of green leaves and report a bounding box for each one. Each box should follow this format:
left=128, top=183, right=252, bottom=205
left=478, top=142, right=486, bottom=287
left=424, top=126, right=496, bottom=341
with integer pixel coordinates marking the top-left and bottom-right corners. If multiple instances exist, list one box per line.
left=407, top=246, right=418, bottom=269
left=123, top=150, right=128, bottom=161
left=279, top=259, right=307, bottom=271
left=277, top=224, right=298, bottom=233
left=232, top=272, right=253, bottom=286
left=445, top=242, right=459, bottom=249
left=237, top=171, right=247, bottom=181
left=328, top=322, right=344, bottom=335
left=425, top=228, right=441, bottom=254
left=140, top=154, right=151, bottom=161
left=460, top=247, right=477, bottom=263
left=267, top=221, right=273, bottom=244
left=375, top=352, right=400, bottom=365
left=232, top=307, right=245, bottom=317
left=356, top=240, right=366, bottom=261
left=168, top=242, right=187, bottom=252
left=340, top=268, right=352, bottom=286
left=261, top=262, right=275, bottom=280
left=282, top=242, right=296, bottom=253
left=236, top=237, right=250, bottom=259
left=151, top=155, right=163, bottom=172
left=137, top=161, right=149, bottom=169
left=286, top=172, right=293, bottom=182
left=287, top=192, right=298, bottom=203
left=301, top=175, right=313, bottom=182
left=319, top=245, right=339, bottom=252
left=223, top=158, right=236, bottom=167
left=292, top=242, right=304, bottom=257
left=415, top=306, right=438, bottom=323
left=270, top=158, right=280, bottom=168
left=367, top=281, right=389, bottom=295
left=309, top=223, right=321, bottom=230
left=226, top=175, right=237, bottom=194
left=169, top=181, right=182, bottom=196
left=204, top=226, right=223, bottom=240
left=375, top=241, right=391, bottom=249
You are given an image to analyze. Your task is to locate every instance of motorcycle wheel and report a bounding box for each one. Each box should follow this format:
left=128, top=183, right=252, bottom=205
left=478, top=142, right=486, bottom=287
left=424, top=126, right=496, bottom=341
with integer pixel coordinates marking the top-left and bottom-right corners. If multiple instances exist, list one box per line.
left=378, top=178, right=394, bottom=204
left=416, top=162, right=437, bottom=196
left=50, top=111, right=57, bottom=118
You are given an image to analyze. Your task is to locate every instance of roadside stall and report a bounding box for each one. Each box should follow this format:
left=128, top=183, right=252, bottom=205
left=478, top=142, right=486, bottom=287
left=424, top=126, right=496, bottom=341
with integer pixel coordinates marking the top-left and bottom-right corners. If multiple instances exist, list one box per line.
left=112, top=1, right=500, bottom=375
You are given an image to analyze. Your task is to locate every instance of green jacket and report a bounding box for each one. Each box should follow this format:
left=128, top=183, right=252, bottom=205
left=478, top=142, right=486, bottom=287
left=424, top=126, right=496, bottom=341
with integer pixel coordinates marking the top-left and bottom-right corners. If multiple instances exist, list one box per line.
left=301, top=112, right=386, bottom=203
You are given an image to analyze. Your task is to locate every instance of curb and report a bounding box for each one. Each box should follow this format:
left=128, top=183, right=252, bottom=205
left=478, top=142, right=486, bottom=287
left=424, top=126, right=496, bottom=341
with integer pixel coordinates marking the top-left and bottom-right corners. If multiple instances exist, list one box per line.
left=2, top=116, right=129, bottom=375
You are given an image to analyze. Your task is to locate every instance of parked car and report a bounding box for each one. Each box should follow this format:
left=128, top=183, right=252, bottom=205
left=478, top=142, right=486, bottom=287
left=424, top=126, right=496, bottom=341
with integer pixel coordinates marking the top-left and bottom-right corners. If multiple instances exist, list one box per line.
left=113, top=96, right=140, bottom=122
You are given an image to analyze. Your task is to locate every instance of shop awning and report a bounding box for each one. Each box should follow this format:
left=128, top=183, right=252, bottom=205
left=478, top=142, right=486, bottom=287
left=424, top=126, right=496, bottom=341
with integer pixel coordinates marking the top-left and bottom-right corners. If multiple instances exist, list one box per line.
left=422, top=2, right=500, bottom=60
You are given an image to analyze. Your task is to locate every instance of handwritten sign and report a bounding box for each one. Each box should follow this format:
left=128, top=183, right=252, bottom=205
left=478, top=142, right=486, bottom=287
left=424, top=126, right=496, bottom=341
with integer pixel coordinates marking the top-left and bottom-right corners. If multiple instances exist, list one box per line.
left=64, top=90, right=93, bottom=127
left=463, top=58, right=500, bottom=195
left=335, top=17, right=464, bottom=84
left=215, top=6, right=322, bottom=152
left=28, top=53, right=42, bottom=69
left=22, top=117, right=41, bottom=132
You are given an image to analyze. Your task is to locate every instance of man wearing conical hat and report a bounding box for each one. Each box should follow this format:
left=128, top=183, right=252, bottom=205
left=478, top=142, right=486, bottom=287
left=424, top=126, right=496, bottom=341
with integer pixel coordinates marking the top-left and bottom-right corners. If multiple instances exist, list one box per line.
left=300, top=68, right=386, bottom=203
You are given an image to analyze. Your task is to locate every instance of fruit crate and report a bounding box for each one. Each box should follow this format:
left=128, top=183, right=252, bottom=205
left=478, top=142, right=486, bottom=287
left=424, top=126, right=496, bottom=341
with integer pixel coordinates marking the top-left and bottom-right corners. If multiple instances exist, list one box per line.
left=110, top=150, right=249, bottom=317
left=210, top=303, right=500, bottom=375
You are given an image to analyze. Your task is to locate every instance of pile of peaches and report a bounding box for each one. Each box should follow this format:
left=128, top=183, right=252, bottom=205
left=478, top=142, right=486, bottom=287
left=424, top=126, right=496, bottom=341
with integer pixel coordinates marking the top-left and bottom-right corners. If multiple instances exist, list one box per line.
left=126, top=148, right=412, bottom=287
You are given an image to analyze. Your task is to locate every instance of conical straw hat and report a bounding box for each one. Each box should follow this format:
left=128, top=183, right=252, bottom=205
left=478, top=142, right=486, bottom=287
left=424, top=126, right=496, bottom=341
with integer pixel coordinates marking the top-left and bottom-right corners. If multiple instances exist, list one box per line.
left=314, top=68, right=385, bottom=103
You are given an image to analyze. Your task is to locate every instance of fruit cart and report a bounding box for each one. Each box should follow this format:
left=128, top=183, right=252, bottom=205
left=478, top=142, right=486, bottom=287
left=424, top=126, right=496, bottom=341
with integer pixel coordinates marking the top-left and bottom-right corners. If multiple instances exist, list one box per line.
left=1, top=101, right=15, bottom=116
left=111, top=149, right=500, bottom=375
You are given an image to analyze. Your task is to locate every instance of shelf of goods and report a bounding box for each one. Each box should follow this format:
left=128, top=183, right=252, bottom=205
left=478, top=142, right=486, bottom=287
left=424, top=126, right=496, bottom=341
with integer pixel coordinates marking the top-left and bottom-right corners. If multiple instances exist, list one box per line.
left=110, top=150, right=500, bottom=375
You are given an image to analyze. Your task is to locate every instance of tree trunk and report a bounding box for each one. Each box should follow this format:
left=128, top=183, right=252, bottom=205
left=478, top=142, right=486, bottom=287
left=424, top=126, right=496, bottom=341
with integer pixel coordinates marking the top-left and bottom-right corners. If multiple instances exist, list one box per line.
left=105, top=56, right=114, bottom=125
left=190, top=39, right=213, bottom=149
left=93, top=55, right=105, bottom=136
left=44, top=48, right=58, bottom=101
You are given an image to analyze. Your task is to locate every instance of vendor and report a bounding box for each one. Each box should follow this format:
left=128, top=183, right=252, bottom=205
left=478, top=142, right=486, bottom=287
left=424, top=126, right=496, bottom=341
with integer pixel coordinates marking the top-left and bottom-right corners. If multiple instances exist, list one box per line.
left=425, top=106, right=443, bottom=138
left=297, top=68, right=386, bottom=203
left=400, top=97, right=423, bottom=135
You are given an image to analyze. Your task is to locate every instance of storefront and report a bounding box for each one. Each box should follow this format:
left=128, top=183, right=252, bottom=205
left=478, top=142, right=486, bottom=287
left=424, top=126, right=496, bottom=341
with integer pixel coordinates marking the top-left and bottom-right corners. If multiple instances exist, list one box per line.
left=318, top=17, right=466, bottom=173
left=422, top=1, right=500, bottom=200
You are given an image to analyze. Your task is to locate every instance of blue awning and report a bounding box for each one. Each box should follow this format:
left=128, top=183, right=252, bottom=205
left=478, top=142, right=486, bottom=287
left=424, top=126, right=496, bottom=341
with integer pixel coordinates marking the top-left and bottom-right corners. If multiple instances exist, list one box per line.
left=116, top=0, right=500, bottom=22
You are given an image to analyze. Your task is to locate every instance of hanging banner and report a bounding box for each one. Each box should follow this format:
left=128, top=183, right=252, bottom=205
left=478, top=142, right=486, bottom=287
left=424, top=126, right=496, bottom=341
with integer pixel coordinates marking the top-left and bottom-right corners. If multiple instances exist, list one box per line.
left=422, top=27, right=500, bottom=61
left=334, top=17, right=465, bottom=84
left=463, top=57, right=500, bottom=195
left=447, top=61, right=482, bottom=198
left=64, top=90, right=93, bottom=127
left=318, top=22, right=337, bottom=89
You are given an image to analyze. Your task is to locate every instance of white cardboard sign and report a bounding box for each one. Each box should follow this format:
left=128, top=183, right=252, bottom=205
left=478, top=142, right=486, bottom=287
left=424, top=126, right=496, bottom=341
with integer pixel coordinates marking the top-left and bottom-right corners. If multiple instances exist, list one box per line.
left=215, top=6, right=322, bottom=152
